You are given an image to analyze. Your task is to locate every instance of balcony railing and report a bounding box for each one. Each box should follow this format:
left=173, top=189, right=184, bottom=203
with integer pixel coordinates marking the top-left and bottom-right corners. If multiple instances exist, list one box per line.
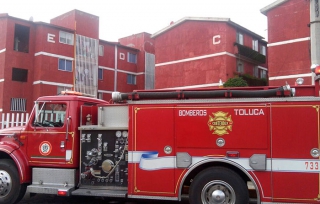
left=234, top=42, right=266, bottom=64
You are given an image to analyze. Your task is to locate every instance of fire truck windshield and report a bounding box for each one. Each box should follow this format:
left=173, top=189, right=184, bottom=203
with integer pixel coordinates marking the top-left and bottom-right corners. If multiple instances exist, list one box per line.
left=33, top=102, right=67, bottom=127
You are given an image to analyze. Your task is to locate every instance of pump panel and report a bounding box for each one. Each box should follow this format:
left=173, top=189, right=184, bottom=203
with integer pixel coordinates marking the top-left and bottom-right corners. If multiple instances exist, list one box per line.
left=80, top=130, right=128, bottom=187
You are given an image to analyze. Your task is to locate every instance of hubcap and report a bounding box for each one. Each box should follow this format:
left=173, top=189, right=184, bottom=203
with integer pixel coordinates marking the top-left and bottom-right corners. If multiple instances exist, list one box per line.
left=201, top=180, right=236, bottom=204
left=0, top=170, right=12, bottom=197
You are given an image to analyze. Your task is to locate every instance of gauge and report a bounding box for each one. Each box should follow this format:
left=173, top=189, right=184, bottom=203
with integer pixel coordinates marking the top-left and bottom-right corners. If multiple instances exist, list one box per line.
left=115, top=131, right=122, bottom=137
left=122, top=131, right=128, bottom=138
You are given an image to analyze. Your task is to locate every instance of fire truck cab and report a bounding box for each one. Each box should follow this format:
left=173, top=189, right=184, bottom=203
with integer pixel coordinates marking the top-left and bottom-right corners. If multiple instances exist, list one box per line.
left=0, top=81, right=320, bottom=204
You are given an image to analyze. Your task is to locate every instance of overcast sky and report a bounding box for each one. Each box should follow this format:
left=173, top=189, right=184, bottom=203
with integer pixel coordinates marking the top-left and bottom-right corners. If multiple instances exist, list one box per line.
left=1, top=0, right=276, bottom=42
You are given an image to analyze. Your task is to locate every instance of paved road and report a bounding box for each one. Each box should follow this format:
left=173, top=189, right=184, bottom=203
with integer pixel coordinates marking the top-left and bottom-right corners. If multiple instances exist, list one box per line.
left=19, top=193, right=189, bottom=204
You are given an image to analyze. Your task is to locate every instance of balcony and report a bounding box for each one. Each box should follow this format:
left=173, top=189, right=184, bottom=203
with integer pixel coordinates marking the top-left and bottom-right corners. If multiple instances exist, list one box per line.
left=234, top=42, right=266, bottom=64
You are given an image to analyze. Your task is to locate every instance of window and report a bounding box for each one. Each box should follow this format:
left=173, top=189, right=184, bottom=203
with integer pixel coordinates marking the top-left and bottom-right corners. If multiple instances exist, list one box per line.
left=10, top=98, right=26, bottom=112
left=33, top=102, right=67, bottom=127
left=57, top=86, right=69, bottom=95
left=13, top=24, right=30, bottom=53
left=98, top=92, right=103, bottom=99
left=58, top=59, right=72, bottom=72
left=127, top=74, right=136, bottom=85
left=252, top=40, right=258, bottom=51
left=236, top=32, right=243, bottom=45
left=98, top=68, right=103, bottom=80
left=253, top=66, right=259, bottom=78
left=237, top=60, right=244, bottom=73
left=260, top=70, right=267, bottom=79
left=260, top=45, right=266, bottom=56
left=120, top=53, right=125, bottom=60
left=99, top=45, right=104, bottom=56
left=128, top=52, right=137, bottom=63
left=59, top=31, right=74, bottom=45
left=12, top=68, right=28, bottom=82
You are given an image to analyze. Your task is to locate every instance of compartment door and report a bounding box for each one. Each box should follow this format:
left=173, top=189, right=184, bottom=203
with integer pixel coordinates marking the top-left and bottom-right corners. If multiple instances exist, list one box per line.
left=131, top=106, right=175, bottom=197
left=271, top=105, right=319, bottom=202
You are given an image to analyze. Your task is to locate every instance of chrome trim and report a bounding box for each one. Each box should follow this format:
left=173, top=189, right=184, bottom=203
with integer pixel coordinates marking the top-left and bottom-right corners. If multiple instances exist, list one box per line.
left=124, top=97, right=320, bottom=105
left=176, top=152, right=192, bottom=168
left=30, top=156, right=64, bottom=160
left=178, top=158, right=260, bottom=203
left=128, top=195, right=178, bottom=201
left=112, top=92, right=121, bottom=102
left=250, top=154, right=267, bottom=170
left=0, top=133, right=15, bottom=137
left=66, top=116, right=71, bottom=140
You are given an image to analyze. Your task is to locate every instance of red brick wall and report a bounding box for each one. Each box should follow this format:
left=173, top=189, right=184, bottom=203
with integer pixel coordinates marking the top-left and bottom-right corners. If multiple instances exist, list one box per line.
left=266, top=0, right=310, bottom=86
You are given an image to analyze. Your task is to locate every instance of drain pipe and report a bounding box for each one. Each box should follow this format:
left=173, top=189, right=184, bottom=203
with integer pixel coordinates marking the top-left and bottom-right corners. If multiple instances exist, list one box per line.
left=310, top=0, right=320, bottom=85
left=114, top=45, right=118, bottom=91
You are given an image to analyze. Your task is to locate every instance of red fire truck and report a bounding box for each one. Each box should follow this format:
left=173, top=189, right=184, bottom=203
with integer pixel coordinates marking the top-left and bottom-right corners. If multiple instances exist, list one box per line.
left=1, top=79, right=320, bottom=204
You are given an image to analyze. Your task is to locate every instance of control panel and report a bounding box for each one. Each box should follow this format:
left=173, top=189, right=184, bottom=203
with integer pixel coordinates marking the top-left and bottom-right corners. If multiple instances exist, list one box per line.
left=80, top=130, right=128, bottom=187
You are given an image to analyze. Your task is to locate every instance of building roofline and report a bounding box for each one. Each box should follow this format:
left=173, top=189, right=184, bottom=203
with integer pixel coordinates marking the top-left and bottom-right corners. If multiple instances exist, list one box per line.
left=99, top=39, right=140, bottom=51
left=118, top=32, right=152, bottom=41
left=34, top=21, right=75, bottom=32
left=260, top=0, right=288, bottom=15
left=0, top=13, right=35, bottom=24
left=50, top=9, right=99, bottom=21
left=151, top=17, right=264, bottom=39
left=0, top=13, right=75, bottom=32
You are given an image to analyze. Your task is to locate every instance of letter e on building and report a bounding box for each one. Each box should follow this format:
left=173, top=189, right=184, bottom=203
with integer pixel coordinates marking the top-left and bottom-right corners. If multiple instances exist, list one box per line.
left=47, top=33, right=55, bottom=43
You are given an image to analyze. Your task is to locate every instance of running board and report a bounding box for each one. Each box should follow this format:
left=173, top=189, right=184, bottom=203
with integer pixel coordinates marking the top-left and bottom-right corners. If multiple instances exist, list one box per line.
left=27, top=184, right=75, bottom=196
left=72, top=188, right=127, bottom=198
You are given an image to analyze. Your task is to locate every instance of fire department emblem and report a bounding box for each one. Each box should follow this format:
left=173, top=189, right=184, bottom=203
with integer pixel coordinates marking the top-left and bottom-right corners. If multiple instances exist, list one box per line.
left=39, top=141, right=52, bottom=156
left=207, top=111, right=233, bottom=136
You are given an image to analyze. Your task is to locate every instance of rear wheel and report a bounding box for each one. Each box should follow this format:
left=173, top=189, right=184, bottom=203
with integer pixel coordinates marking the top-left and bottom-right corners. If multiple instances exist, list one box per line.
left=0, top=159, right=27, bottom=204
left=189, top=167, right=249, bottom=204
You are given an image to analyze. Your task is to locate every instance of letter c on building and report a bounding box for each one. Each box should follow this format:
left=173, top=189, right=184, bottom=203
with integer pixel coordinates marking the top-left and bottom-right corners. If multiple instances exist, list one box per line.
left=213, top=35, right=221, bottom=45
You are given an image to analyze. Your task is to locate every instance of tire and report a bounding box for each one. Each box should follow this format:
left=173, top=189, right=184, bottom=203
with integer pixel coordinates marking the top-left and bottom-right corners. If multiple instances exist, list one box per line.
left=0, top=159, right=27, bottom=204
left=189, top=167, right=249, bottom=204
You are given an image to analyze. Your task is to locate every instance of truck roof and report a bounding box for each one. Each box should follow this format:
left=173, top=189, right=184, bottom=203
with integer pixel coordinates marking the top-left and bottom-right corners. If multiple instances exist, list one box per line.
left=36, top=94, right=109, bottom=105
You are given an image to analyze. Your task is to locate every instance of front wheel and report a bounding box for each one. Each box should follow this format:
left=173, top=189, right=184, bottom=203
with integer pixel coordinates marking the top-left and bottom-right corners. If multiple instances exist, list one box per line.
left=189, top=167, right=249, bottom=204
left=0, top=159, right=27, bottom=204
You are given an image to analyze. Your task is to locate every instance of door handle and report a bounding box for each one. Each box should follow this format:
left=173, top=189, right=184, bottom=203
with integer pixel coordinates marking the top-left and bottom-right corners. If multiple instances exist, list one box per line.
left=66, top=116, right=71, bottom=140
left=60, top=141, right=65, bottom=148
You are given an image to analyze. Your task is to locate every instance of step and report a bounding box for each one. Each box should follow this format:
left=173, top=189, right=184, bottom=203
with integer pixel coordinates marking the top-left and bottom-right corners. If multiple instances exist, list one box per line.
left=27, top=184, right=75, bottom=196
left=72, top=188, right=127, bottom=198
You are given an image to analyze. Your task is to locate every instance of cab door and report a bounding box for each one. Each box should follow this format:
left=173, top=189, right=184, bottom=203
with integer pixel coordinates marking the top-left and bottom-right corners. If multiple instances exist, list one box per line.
left=27, top=102, right=69, bottom=166
left=271, top=104, right=319, bottom=202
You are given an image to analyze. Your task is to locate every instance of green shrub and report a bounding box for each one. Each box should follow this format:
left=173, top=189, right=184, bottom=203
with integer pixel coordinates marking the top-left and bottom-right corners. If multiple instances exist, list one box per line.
left=240, top=74, right=268, bottom=86
left=223, top=77, right=248, bottom=87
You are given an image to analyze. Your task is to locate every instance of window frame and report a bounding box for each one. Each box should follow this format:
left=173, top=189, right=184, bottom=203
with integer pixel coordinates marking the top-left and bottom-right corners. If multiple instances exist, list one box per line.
left=237, top=32, right=244, bottom=45
left=120, top=53, right=125, bottom=60
left=98, top=68, right=103, bottom=80
left=33, top=102, right=67, bottom=127
left=58, top=59, right=73, bottom=72
left=260, top=69, right=267, bottom=79
left=99, top=45, right=104, bottom=56
left=253, top=66, right=259, bottom=78
left=12, top=67, right=28, bottom=82
left=237, top=60, right=244, bottom=73
left=127, top=74, right=136, bottom=85
left=98, top=92, right=103, bottom=99
left=260, top=45, right=266, bottom=56
left=128, top=52, right=137, bottom=64
left=252, top=39, right=259, bottom=51
left=10, top=98, right=27, bottom=112
left=59, top=31, right=74, bottom=45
